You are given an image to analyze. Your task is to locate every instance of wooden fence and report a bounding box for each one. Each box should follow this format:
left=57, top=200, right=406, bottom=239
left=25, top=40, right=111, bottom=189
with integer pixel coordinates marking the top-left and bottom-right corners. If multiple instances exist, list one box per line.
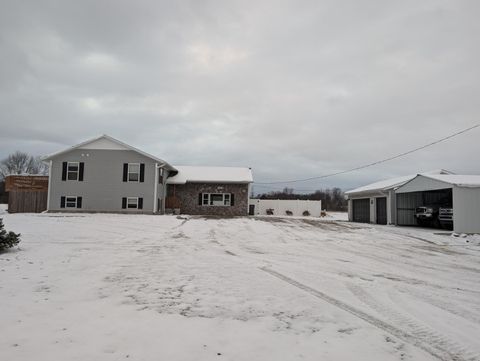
left=5, top=175, right=49, bottom=213
left=8, top=191, right=48, bottom=213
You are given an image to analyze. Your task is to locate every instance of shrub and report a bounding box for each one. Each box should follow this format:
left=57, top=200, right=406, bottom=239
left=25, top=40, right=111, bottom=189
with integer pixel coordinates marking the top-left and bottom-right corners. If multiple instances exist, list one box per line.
left=266, top=208, right=274, bottom=215
left=0, top=218, right=21, bottom=252
left=302, top=210, right=310, bottom=216
left=285, top=210, right=293, bottom=216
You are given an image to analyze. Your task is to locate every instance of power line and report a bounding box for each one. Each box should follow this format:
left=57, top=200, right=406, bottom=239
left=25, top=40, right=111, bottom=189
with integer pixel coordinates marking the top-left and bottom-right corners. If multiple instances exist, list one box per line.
left=254, top=123, right=480, bottom=185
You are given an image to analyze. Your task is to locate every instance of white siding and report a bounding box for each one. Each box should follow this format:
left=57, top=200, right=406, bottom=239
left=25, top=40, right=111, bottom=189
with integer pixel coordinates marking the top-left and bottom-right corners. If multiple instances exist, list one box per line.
left=348, top=199, right=353, bottom=221
left=396, top=175, right=452, bottom=193
left=249, top=199, right=322, bottom=217
left=370, top=197, right=375, bottom=223
left=78, top=137, right=130, bottom=150
left=453, top=187, right=480, bottom=234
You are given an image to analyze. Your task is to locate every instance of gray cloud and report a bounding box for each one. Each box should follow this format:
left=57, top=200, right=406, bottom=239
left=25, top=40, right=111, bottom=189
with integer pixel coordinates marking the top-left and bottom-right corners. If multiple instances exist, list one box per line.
left=1, top=0, right=479, bottom=192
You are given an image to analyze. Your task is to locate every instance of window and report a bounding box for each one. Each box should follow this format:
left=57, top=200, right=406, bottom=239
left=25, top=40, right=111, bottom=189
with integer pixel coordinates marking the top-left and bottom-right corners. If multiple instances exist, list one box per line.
left=128, top=163, right=140, bottom=182
left=67, top=162, right=79, bottom=180
left=66, top=196, right=77, bottom=208
left=127, top=197, right=138, bottom=209
left=122, top=197, right=143, bottom=209
left=62, top=162, right=84, bottom=181
left=61, top=196, right=82, bottom=209
left=202, top=193, right=231, bottom=206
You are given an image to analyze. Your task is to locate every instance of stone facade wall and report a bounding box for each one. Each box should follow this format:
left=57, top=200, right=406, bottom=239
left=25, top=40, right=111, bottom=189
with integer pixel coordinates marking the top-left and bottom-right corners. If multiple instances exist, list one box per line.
left=171, top=183, right=249, bottom=216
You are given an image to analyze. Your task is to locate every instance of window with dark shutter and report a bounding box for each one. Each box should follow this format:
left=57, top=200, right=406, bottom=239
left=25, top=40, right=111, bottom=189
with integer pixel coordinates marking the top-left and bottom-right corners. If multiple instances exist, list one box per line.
left=67, top=162, right=79, bottom=180
left=139, top=164, right=145, bottom=182
left=77, top=197, right=83, bottom=208
left=123, top=164, right=128, bottom=182
left=122, top=197, right=127, bottom=209
left=62, top=162, right=67, bottom=181
left=65, top=197, right=78, bottom=208
left=79, top=163, right=84, bottom=181
left=138, top=198, right=143, bottom=209
left=60, top=196, right=66, bottom=208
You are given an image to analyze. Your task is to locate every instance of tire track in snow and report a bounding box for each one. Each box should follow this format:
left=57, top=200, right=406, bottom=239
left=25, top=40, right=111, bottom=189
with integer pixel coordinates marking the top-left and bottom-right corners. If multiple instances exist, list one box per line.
left=346, top=283, right=480, bottom=361
left=394, top=285, right=480, bottom=326
left=260, top=267, right=478, bottom=361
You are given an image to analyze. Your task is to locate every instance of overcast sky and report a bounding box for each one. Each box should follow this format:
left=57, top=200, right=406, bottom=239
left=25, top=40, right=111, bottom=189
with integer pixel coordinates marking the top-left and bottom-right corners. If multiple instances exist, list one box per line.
left=1, top=0, right=479, bottom=192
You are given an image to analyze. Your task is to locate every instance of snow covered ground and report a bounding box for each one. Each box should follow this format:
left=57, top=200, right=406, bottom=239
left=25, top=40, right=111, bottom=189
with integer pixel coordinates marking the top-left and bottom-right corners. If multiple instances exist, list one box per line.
left=1, top=211, right=479, bottom=361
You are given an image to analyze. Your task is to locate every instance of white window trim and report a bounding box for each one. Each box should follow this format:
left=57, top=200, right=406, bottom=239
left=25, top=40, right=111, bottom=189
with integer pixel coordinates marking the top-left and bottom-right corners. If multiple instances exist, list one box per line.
left=67, top=161, right=79, bottom=181
left=65, top=195, right=78, bottom=208
left=127, top=197, right=139, bottom=209
left=202, top=193, right=231, bottom=207
left=127, top=163, right=140, bottom=183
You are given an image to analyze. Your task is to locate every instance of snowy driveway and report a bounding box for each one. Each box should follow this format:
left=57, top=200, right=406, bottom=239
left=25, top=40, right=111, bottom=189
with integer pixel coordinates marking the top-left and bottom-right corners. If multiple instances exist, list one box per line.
left=1, top=212, right=480, bottom=361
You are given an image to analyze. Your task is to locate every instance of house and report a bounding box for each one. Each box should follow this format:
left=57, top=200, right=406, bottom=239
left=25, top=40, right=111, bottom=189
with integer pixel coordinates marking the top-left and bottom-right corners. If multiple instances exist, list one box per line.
left=346, top=170, right=480, bottom=234
left=43, top=135, right=253, bottom=216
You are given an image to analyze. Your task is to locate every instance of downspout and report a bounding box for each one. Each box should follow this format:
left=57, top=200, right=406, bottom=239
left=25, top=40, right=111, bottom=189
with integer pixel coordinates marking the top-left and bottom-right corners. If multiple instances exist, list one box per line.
left=46, top=160, right=52, bottom=211
left=161, top=170, right=167, bottom=214
left=153, top=163, right=159, bottom=213
left=153, top=163, right=166, bottom=215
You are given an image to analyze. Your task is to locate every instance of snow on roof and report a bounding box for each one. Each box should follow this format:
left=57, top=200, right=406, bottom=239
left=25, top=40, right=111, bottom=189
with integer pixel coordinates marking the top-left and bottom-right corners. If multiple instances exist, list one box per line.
left=421, top=174, right=480, bottom=188
left=345, top=169, right=454, bottom=195
left=43, top=135, right=176, bottom=171
left=167, top=166, right=253, bottom=184
left=345, top=174, right=414, bottom=194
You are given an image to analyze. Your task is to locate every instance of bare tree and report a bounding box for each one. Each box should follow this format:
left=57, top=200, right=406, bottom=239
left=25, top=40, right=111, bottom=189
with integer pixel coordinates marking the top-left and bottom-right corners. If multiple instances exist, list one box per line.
left=0, top=151, right=48, bottom=180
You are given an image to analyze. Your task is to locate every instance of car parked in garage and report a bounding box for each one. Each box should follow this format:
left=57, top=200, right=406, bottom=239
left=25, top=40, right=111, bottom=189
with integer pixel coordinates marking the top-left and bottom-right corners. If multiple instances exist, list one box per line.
left=415, top=205, right=440, bottom=227
left=414, top=205, right=453, bottom=229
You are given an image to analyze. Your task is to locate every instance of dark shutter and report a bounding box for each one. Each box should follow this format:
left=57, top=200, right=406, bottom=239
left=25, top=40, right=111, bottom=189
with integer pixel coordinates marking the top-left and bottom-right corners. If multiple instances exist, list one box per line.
left=77, top=197, right=82, bottom=208
left=198, top=193, right=203, bottom=206
left=79, top=163, right=84, bottom=181
left=60, top=196, right=65, bottom=208
left=138, top=198, right=143, bottom=209
left=122, top=197, right=127, bottom=209
left=139, top=164, right=145, bottom=182
left=123, top=164, right=128, bottom=182
left=230, top=193, right=235, bottom=206
left=62, top=162, right=67, bottom=181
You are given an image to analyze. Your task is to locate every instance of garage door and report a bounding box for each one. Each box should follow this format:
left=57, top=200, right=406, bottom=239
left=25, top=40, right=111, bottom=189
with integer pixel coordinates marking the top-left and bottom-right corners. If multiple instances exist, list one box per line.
left=376, top=197, right=387, bottom=225
left=352, top=198, right=370, bottom=223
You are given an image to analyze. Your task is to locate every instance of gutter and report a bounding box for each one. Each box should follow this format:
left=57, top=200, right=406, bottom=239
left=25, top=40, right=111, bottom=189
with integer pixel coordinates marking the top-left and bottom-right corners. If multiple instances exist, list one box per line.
left=153, top=163, right=166, bottom=214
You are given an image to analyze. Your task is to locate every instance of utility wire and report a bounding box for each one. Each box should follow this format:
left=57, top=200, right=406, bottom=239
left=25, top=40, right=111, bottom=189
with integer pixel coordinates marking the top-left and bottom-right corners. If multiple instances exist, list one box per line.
left=254, top=123, right=480, bottom=185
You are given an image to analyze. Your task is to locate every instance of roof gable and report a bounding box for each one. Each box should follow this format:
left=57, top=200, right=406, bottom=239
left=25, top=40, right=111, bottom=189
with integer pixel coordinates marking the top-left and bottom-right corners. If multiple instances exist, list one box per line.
left=43, top=135, right=176, bottom=170
left=395, top=174, right=454, bottom=194
left=421, top=174, right=480, bottom=188
left=345, top=169, right=454, bottom=195
left=78, top=137, right=130, bottom=150
left=387, top=174, right=480, bottom=194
